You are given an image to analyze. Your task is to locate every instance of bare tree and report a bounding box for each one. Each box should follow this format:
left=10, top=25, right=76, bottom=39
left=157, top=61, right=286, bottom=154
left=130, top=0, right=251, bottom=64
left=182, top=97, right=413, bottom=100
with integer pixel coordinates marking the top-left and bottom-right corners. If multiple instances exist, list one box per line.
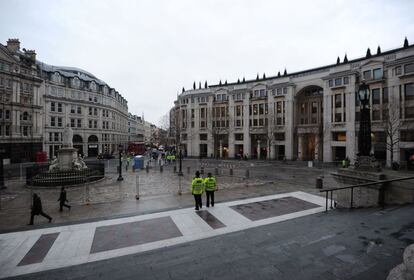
left=382, top=95, right=413, bottom=167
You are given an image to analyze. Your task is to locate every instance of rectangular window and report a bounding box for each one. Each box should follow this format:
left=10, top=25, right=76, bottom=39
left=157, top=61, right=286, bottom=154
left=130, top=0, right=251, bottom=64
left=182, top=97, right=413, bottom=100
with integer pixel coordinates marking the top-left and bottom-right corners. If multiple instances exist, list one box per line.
left=54, top=132, right=59, bottom=141
left=373, top=68, right=382, bottom=80
left=57, top=117, right=62, bottom=127
left=235, top=134, right=243, bottom=141
left=335, top=113, right=342, bottom=122
left=329, top=80, right=333, bottom=87
left=312, top=102, right=318, bottom=114
left=335, top=94, right=342, bottom=108
left=332, top=132, right=346, bottom=141
left=335, top=78, right=342, bottom=86
left=372, top=110, right=381, bottom=121
left=363, top=70, right=371, bottom=80
left=276, top=102, right=282, bottom=113
left=406, top=107, right=414, bottom=118
left=77, top=106, right=82, bottom=114
left=89, top=107, right=92, bottom=115
left=94, top=120, right=97, bottom=128
left=372, top=88, right=380, bottom=104
left=405, top=63, right=414, bottom=74
left=395, top=66, right=402, bottom=75
left=5, top=125, right=10, bottom=136
left=51, top=102, right=55, bottom=112
left=275, top=133, right=285, bottom=141
left=70, top=119, right=75, bottom=127
left=343, top=76, right=349, bottom=85
left=77, top=119, right=81, bottom=128
left=57, top=103, right=62, bottom=112
left=51, top=117, right=56, bottom=127
left=283, top=88, right=287, bottom=94
left=94, top=108, right=98, bottom=116
left=401, top=130, right=414, bottom=142
left=259, top=104, right=264, bottom=115
left=405, top=83, right=414, bottom=101
left=277, top=88, right=282, bottom=95
left=89, top=120, right=93, bottom=128
left=199, top=134, right=207, bottom=140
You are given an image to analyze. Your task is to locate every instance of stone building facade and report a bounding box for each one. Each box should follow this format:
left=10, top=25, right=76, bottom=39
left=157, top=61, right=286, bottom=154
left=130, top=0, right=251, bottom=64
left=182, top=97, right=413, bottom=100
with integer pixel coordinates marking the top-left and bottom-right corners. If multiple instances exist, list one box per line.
left=0, top=39, right=129, bottom=162
left=173, top=39, right=414, bottom=166
left=128, top=113, right=145, bottom=142
left=0, top=39, right=44, bottom=163
left=39, top=63, right=129, bottom=159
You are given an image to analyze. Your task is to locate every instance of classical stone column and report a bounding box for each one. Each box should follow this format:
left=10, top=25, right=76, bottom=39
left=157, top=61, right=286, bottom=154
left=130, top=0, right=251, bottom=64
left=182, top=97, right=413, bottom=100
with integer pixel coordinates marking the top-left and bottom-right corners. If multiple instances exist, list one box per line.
left=298, top=135, right=303, bottom=161
left=270, top=142, right=276, bottom=160
left=285, top=88, right=294, bottom=160
left=257, top=140, right=261, bottom=160
left=219, top=140, right=223, bottom=158
left=315, top=134, right=320, bottom=161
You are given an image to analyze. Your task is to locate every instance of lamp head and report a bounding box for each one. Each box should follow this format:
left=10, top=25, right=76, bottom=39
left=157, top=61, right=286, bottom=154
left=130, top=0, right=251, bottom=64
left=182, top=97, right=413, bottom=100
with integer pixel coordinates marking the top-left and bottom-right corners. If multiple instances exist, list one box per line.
left=358, top=81, right=370, bottom=103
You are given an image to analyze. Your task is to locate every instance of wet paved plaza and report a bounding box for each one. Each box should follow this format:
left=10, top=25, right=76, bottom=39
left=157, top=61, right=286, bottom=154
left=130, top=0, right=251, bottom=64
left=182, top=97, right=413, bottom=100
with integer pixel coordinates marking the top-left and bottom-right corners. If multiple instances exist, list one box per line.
left=0, top=192, right=327, bottom=278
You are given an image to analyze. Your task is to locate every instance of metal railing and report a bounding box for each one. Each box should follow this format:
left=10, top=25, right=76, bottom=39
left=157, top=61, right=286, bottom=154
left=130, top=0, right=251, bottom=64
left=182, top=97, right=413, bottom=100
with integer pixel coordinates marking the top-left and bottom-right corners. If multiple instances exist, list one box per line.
left=320, top=176, right=414, bottom=212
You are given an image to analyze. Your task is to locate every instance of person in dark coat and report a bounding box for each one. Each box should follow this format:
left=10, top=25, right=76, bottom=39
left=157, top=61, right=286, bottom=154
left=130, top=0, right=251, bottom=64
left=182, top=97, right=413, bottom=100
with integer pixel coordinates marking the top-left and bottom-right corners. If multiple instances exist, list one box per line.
left=58, top=187, right=71, bottom=212
left=28, top=193, right=52, bottom=225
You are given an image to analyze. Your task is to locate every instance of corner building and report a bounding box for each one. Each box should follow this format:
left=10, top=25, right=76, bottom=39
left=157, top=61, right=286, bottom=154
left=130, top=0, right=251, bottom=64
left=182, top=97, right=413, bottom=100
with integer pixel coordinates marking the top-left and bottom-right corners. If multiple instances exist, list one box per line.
left=173, top=40, right=414, bottom=167
left=0, top=39, right=43, bottom=163
left=39, top=64, right=128, bottom=158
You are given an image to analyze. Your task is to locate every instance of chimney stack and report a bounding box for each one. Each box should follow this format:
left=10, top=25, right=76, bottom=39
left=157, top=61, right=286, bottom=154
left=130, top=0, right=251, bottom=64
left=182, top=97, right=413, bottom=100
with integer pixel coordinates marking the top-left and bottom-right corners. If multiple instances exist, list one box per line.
left=7, top=38, right=20, bottom=52
left=25, top=50, right=37, bottom=62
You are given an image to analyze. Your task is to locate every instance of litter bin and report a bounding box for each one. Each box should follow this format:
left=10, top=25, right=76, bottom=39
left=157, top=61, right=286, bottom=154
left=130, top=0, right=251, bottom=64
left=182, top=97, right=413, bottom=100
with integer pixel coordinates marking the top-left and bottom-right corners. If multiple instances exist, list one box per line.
left=316, top=176, right=323, bottom=189
left=134, top=156, right=144, bottom=170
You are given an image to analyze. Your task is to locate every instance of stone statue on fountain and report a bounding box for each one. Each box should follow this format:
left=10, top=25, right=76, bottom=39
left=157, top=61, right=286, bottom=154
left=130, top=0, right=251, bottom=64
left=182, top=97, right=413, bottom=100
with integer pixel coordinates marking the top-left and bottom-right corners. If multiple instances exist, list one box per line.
left=49, top=125, right=87, bottom=171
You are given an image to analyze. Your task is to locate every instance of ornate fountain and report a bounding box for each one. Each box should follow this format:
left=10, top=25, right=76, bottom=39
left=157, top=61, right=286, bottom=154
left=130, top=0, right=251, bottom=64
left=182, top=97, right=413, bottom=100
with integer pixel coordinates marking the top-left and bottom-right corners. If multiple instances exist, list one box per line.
left=27, top=126, right=104, bottom=187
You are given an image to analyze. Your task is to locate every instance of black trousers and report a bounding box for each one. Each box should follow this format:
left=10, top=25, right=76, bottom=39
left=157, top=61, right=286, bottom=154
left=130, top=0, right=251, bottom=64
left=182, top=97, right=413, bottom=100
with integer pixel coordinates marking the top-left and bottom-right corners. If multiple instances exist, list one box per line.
left=206, top=190, right=215, bottom=207
left=193, top=194, right=202, bottom=210
left=29, top=211, right=52, bottom=225
left=60, top=202, right=71, bottom=211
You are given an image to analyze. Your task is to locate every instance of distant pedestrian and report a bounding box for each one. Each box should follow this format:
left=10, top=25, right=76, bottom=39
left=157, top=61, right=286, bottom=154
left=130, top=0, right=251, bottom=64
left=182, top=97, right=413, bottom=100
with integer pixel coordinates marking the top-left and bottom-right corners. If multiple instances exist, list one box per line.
left=204, top=172, right=217, bottom=207
left=126, top=155, right=131, bottom=171
left=28, top=193, right=52, bottom=225
left=191, top=171, right=204, bottom=210
left=58, top=187, right=71, bottom=212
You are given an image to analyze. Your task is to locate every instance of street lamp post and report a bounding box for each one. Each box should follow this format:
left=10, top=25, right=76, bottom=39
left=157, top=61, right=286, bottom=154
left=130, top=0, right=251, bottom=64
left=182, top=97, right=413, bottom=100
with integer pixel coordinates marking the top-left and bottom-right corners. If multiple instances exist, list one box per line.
left=357, top=82, right=371, bottom=157
left=178, top=149, right=183, bottom=176
left=117, top=144, right=124, bottom=181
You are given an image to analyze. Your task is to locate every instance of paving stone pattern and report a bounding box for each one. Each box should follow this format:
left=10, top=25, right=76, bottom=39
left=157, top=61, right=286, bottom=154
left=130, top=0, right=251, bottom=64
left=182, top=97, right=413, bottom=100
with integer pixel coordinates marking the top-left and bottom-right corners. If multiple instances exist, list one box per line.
left=90, top=216, right=182, bottom=253
left=230, top=196, right=320, bottom=221
left=8, top=204, right=414, bottom=280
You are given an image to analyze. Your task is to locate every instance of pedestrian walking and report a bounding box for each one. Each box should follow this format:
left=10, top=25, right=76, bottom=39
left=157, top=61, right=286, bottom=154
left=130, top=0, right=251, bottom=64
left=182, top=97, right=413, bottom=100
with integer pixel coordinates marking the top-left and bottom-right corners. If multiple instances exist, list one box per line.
left=126, top=155, right=131, bottom=171
left=191, top=171, right=204, bottom=211
left=28, top=193, right=52, bottom=225
left=58, top=187, right=71, bottom=212
left=204, top=172, right=218, bottom=207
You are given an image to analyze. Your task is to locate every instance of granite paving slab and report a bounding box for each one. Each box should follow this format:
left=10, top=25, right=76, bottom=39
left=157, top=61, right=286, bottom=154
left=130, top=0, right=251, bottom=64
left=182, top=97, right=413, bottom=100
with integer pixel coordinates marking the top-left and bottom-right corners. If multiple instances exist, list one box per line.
left=230, top=196, right=320, bottom=221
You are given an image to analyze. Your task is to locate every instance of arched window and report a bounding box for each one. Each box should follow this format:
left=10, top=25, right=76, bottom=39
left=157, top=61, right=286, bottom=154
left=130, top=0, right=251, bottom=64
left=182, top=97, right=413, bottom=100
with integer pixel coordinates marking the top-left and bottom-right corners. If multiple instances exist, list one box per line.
left=88, top=135, right=99, bottom=142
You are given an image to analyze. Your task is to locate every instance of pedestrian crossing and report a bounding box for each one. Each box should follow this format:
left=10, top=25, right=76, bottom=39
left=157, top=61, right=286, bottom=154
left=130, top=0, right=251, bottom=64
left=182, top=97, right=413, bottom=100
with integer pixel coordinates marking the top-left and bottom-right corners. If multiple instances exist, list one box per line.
left=0, top=191, right=330, bottom=278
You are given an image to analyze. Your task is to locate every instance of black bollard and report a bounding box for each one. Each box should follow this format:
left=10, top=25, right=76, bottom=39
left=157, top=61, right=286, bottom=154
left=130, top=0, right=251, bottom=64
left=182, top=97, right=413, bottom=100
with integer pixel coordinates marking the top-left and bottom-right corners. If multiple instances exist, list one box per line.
left=230, top=168, right=233, bottom=176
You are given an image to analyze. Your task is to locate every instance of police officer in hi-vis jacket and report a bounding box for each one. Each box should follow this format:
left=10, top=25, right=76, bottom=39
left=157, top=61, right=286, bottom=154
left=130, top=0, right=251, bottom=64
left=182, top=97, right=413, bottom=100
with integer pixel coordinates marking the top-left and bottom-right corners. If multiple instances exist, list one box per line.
left=191, top=171, right=204, bottom=210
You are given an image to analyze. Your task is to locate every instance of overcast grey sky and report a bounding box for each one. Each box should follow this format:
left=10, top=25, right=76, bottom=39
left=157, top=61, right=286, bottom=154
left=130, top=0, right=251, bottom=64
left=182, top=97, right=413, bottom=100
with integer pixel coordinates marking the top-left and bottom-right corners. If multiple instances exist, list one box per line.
left=1, top=0, right=413, bottom=125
